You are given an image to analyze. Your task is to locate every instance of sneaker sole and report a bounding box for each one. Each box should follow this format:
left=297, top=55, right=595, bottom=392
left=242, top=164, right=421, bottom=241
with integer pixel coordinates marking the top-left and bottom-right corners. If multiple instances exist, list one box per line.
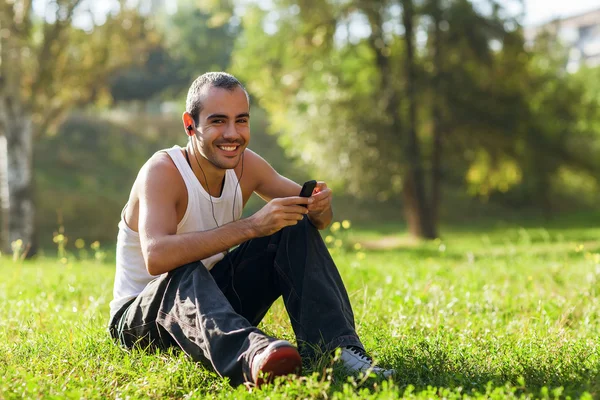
left=255, top=345, right=302, bottom=387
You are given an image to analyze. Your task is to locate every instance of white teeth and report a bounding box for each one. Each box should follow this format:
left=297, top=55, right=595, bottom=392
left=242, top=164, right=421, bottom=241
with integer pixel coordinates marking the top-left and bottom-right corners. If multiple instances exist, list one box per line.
left=218, top=145, right=237, bottom=151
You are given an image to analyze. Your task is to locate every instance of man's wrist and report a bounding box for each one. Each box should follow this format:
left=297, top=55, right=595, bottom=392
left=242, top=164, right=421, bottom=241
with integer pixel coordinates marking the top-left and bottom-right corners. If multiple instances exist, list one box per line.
left=237, top=217, right=258, bottom=239
left=308, top=208, right=332, bottom=230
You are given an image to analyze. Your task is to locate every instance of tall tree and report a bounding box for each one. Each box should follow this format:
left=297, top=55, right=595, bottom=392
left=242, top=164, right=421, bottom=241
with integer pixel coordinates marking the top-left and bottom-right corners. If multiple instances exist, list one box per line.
left=0, top=0, right=151, bottom=254
left=401, top=0, right=436, bottom=238
left=232, top=0, right=599, bottom=236
left=427, top=0, right=444, bottom=227
left=0, top=134, right=8, bottom=251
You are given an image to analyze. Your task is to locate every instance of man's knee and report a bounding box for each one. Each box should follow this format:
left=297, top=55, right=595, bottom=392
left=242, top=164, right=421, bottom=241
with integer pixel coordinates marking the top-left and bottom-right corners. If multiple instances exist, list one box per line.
left=280, top=216, right=322, bottom=244
left=169, top=260, right=207, bottom=276
left=292, top=216, right=318, bottom=232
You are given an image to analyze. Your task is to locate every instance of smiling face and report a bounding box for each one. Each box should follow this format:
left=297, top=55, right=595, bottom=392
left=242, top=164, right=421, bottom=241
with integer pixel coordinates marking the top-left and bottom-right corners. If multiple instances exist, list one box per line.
left=186, top=85, right=250, bottom=170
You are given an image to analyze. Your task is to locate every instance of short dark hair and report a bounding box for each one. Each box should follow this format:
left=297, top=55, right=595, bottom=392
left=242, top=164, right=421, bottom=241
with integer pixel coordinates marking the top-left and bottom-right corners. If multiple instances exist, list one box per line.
left=185, top=72, right=248, bottom=125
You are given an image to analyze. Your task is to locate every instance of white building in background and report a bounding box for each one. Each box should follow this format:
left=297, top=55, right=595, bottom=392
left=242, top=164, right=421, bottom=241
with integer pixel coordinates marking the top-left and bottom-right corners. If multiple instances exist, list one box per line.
left=526, top=8, right=600, bottom=72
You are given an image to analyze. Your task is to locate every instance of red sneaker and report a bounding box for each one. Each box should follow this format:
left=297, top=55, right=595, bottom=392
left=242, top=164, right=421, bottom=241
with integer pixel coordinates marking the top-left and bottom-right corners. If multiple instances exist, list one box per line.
left=251, top=340, right=302, bottom=387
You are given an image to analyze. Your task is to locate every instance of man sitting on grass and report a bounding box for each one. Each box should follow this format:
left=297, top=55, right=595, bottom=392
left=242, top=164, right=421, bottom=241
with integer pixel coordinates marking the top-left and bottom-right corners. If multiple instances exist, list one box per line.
left=108, top=71, right=394, bottom=387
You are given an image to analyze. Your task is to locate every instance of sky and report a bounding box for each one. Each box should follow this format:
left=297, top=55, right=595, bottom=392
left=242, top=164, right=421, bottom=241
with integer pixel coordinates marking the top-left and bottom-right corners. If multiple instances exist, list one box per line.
left=523, top=0, right=599, bottom=26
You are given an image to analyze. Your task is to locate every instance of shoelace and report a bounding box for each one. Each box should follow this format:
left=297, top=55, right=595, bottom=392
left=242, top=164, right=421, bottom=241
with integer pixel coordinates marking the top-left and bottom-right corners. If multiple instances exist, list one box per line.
left=347, top=346, right=373, bottom=363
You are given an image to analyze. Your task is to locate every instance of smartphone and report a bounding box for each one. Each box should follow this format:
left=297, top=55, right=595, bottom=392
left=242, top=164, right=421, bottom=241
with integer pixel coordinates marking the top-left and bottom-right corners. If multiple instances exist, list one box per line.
left=299, top=180, right=317, bottom=206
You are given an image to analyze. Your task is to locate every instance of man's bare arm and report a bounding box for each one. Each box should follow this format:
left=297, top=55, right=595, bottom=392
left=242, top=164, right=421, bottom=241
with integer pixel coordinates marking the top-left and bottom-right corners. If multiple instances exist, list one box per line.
left=143, top=220, right=257, bottom=276
left=244, top=150, right=333, bottom=229
left=138, top=155, right=309, bottom=276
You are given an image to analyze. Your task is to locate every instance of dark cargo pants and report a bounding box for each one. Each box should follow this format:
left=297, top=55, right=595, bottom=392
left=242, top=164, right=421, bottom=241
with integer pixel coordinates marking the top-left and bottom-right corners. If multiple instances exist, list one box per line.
left=108, top=217, right=363, bottom=386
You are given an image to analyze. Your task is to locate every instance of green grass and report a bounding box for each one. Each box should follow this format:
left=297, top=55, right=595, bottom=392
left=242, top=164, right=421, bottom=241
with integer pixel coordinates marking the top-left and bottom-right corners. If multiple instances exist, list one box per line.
left=2, top=221, right=600, bottom=399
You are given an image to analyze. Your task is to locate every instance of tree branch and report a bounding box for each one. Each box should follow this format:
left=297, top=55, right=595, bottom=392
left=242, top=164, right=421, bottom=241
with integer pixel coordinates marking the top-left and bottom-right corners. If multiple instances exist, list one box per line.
left=30, top=0, right=84, bottom=106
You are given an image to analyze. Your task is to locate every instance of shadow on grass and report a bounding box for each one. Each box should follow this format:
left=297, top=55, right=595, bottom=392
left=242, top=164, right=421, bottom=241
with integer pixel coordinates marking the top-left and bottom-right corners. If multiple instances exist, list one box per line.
left=363, top=246, right=467, bottom=261
left=122, top=343, right=598, bottom=398
left=325, top=351, right=599, bottom=399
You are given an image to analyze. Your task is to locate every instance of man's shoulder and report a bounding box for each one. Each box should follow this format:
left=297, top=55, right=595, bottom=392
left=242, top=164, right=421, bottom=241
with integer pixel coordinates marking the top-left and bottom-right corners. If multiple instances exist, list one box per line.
left=237, top=149, right=272, bottom=180
left=241, top=148, right=270, bottom=170
left=136, top=150, right=184, bottom=193
left=142, top=150, right=179, bottom=177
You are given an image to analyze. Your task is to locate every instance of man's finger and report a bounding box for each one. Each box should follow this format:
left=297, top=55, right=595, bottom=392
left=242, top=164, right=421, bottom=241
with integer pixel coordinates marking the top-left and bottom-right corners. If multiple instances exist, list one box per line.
left=314, top=181, right=328, bottom=191
left=282, top=205, right=310, bottom=214
left=278, top=196, right=311, bottom=205
left=310, top=189, right=331, bottom=201
left=309, top=194, right=331, bottom=205
left=307, top=204, right=328, bottom=213
left=282, top=217, right=301, bottom=225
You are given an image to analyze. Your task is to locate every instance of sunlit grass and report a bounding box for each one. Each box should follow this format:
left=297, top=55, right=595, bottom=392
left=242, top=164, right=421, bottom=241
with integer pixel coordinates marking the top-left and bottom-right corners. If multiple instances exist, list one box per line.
left=1, top=221, right=599, bottom=398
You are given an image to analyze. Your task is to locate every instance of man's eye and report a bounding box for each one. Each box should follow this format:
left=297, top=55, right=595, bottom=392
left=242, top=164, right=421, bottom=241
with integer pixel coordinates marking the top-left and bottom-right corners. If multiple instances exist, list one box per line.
left=237, top=119, right=248, bottom=124
left=213, top=119, right=225, bottom=124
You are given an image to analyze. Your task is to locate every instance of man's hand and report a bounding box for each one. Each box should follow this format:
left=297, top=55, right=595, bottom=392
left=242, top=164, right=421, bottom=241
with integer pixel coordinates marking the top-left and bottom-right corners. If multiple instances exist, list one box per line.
left=249, top=196, right=310, bottom=237
left=306, top=181, right=331, bottom=216
left=307, top=182, right=333, bottom=229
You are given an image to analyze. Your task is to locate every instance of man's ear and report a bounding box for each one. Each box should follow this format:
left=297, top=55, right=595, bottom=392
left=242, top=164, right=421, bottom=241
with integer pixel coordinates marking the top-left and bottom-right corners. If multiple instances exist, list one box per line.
left=182, top=112, right=195, bottom=137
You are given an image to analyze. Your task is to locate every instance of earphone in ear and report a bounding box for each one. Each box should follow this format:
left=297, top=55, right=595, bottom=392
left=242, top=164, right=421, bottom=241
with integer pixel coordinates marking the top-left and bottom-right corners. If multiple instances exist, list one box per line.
left=187, top=125, right=193, bottom=131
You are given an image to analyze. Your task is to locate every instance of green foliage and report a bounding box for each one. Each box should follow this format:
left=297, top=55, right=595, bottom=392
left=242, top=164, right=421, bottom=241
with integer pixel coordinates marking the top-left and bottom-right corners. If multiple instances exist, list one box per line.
left=2, top=0, right=155, bottom=136
left=108, top=46, right=189, bottom=103
left=107, top=0, right=240, bottom=103
left=165, top=1, right=238, bottom=77
left=232, top=0, right=600, bottom=214
left=232, top=2, right=397, bottom=196
left=2, top=219, right=600, bottom=398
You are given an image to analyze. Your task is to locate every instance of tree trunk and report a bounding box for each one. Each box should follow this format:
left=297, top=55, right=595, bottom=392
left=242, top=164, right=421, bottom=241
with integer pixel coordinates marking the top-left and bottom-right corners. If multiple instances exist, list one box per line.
left=0, top=1, right=36, bottom=256
left=3, top=106, right=35, bottom=255
left=0, top=134, right=9, bottom=253
left=402, top=0, right=437, bottom=239
left=402, top=173, right=424, bottom=237
left=430, top=0, right=444, bottom=227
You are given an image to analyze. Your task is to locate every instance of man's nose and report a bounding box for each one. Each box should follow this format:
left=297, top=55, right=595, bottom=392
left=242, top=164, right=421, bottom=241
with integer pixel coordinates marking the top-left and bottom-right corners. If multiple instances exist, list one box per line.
left=223, top=121, right=239, bottom=139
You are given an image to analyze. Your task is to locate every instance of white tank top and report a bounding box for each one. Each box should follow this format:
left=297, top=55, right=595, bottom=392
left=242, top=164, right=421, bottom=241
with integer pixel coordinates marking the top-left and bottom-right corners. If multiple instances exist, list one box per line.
left=109, top=145, right=243, bottom=318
